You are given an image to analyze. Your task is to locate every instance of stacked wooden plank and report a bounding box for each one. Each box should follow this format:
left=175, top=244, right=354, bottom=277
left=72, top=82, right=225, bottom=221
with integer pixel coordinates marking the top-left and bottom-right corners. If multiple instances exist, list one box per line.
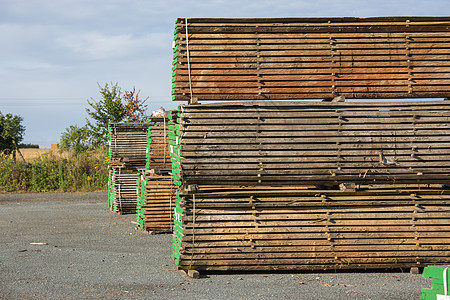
left=145, top=118, right=171, bottom=170
left=108, top=123, right=149, bottom=214
left=168, top=110, right=184, bottom=251
left=172, top=17, right=450, bottom=101
left=136, top=117, right=177, bottom=232
left=136, top=172, right=176, bottom=233
left=172, top=101, right=450, bottom=272
left=179, top=101, right=450, bottom=186
left=109, top=123, right=149, bottom=167
left=108, top=168, right=140, bottom=214
left=170, top=17, right=450, bottom=273
left=174, top=187, right=450, bottom=271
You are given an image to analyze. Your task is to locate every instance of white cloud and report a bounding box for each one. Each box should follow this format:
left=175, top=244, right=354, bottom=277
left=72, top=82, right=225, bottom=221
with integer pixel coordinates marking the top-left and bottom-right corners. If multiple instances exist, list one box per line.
left=4, top=60, right=59, bottom=71
left=56, top=32, right=168, bottom=61
left=0, top=23, right=48, bottom=52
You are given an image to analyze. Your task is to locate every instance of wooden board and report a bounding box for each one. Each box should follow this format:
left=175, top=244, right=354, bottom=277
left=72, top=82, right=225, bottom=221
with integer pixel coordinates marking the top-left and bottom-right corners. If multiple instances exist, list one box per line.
left=172, top=17, right=450, bottom=102
left=109, top=123, right=150, bottom=167
left=108, top=123, right=149, bottom=214
left=108, top=168, right=139, bottom=215
left=173, top=186, right=450, bottom=272
left=178, top=101, right=450, bottom=186
left=136, top=172, right=177, bottom=232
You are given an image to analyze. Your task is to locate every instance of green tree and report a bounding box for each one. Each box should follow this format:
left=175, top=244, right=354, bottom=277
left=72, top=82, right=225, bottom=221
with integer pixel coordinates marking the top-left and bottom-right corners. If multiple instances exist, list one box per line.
left=60, top=82, right=150, bottom=153
left=0, top=112, right=25, bottom=157
left=86, top=82, right=125, bottom=147
left=59, top=125, right=92, bottom=154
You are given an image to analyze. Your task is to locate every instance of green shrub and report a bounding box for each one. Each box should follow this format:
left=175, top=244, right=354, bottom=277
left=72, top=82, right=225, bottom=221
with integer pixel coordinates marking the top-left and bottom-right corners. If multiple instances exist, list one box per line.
left=0, top=149, right=108, bottom=192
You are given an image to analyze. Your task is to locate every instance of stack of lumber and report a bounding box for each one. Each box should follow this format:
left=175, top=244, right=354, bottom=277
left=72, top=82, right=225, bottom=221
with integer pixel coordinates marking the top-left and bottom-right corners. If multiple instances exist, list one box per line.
left=108, top=168, right=140, bottom=214
left=421, top=265, right=450, bottom=299
left=136, top=116, right=178, bottom=232
left=173, top=187, right=450, bottom=271
left=136, top=172, right=176, bottom=233
left=172, top=17, right=450, bottom=102
left=170, top=17, right=450, bottom=273
left=108, top=123, right=150, bottom=214
left=179, top=101, right=450, bottom=186
left=172, top=100, right=450, bottom=272
left=109, top=123, right=149, bottom=167
left=145, top=117, right=171, bottom=170
left=168, top=111, right=182, bottom=186
left=168, top=110, right=184, bottom=246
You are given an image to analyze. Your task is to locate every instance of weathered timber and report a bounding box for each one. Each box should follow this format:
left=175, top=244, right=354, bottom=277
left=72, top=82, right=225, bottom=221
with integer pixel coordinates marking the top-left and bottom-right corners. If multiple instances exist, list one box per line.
left=170, top=17, right=450, bottom=273
left=108, top=168, right=140, bottom=215
left=109, top=123, right=150, bottom=167
left=135, top=116, right=179, bottom=231
left=107, top=123, right=150, bottom=214
left=173, top=187, right=450, bottom=272
left=145, top=118, right=171, bottom=170
left=170, top=100, right=450, bottom=272
left=172, top=17, right=450, bottom=101
left=136, top=172, right=176, bottom=232
left=177, top=101, right=450, bottom=186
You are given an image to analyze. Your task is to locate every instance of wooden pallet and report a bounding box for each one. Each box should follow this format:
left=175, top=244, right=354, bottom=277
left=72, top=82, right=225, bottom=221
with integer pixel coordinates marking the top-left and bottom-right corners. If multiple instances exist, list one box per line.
left=173, top=186, right=450, bottom=272
left=172, top=17, right=450, bottom=102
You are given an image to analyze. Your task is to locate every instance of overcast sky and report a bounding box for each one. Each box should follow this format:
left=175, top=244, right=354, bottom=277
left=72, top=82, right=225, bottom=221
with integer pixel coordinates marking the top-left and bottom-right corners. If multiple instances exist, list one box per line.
left=1, top=0, right=449, bottom=147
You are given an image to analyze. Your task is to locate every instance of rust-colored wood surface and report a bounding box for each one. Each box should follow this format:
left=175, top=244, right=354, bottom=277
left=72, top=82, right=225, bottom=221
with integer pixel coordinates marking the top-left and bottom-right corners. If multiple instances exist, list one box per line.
left=137, top=173, right=177, bottom=233
left=171, top=101, right=450, bottom=272
left=136, top=118, right=177, bottom=232
left=172, top=17, right=450, bottom=102
left=146, top=118, right=172, bottom=170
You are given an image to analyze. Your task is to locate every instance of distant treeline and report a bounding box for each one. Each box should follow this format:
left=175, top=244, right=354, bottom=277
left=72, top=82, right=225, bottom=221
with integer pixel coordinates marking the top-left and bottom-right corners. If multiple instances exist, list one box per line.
left=0, top=149, right=108, bottom=192
left=18, top=143, right=40, bottom=149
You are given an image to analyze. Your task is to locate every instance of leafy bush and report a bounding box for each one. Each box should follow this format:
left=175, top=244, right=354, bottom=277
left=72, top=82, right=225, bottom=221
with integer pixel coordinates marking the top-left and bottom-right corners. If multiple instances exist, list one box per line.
left=0, top=149, right=108, bottom=192
left=0, top=112, right=25, bottom=155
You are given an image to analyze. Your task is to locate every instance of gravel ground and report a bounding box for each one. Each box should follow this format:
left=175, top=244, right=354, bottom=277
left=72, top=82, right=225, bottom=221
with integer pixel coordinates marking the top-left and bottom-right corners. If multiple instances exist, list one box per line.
left=0, top=192, right=431, bottom=299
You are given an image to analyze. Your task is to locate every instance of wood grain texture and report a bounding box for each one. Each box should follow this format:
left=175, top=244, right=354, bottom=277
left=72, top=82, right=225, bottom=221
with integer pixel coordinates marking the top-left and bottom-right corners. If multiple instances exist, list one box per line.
left=177, top=101, right=450, bottom=186
left=172, top=17, right=450, bottom=101
left=136, top=172, right=176, bottom=233
left=175, top=187, right=450, bottom=271
left=108, top=123, right=150, bottom=214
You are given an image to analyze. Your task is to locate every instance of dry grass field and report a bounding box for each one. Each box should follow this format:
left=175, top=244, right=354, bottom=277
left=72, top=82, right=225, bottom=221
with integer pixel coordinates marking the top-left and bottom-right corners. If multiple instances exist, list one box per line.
left=15, top=148, right=69, bottom=162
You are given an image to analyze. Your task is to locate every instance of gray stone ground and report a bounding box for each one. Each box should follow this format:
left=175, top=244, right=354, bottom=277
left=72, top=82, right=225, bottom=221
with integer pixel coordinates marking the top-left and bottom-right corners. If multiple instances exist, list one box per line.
left=0, top=192, right=431, bottom=299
